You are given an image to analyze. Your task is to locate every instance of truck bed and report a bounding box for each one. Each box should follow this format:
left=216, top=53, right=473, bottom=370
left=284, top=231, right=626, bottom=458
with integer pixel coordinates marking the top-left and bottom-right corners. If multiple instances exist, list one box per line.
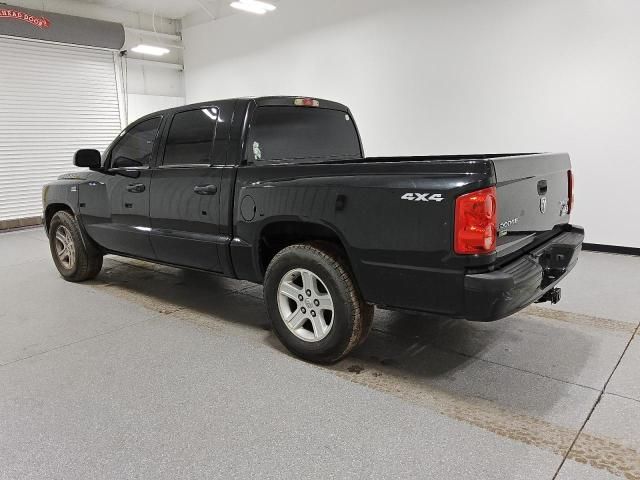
left=232, top=150, right=575, bottom=318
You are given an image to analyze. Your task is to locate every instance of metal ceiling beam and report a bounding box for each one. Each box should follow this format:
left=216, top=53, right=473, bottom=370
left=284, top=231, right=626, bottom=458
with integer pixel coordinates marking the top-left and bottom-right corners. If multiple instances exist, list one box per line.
left=124, top=27, right=181, bottom=42
left=193, top=0, right=217, bottom=20
left=126, top=58, right=184, bottom=71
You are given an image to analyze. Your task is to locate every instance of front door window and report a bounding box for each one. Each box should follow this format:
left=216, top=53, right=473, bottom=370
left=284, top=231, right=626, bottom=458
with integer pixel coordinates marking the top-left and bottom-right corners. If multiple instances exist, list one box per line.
left=110, top=117, right=161, bottom=169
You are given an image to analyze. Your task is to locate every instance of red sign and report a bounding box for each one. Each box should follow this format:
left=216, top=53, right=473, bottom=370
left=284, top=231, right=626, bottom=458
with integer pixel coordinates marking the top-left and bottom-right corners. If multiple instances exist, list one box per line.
left=0, top=8, right=51, bottom=29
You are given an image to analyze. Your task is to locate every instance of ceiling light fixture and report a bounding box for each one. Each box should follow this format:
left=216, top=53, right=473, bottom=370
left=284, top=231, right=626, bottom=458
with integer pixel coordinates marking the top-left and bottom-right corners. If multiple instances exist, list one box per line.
left=230, top=0, right=276, bottom=15
left=131, top=44, right=170, bottom=56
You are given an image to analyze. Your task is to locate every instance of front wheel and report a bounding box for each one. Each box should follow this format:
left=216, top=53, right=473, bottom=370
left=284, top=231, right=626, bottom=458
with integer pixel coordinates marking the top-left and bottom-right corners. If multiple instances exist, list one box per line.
left=48, top=211, right=103, bottom=282
left=264, top=242, right=373, bottom=363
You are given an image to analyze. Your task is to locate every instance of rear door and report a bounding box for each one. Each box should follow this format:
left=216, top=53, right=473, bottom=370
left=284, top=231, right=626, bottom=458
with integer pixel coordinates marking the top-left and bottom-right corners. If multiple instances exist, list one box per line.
left=149, top=102, right=232, bottom=271
left=492, top=153, right=572, bottom=258
left=79, top=116, right=162, bottom=258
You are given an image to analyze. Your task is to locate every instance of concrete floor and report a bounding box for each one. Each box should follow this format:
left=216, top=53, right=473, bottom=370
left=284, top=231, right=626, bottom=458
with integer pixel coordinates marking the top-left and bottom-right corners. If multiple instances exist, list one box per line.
left=1, top=228, right=639, bottom=480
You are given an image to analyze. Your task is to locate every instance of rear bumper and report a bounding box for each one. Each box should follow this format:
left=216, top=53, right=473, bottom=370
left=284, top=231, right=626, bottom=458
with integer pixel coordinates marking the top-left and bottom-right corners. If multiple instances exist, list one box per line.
left=463, top=225, right=584, bottom=321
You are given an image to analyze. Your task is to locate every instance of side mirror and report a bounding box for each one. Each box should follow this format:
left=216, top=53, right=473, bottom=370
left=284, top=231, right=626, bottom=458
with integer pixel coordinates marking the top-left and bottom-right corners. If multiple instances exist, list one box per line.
left=74, top=149, right=101, bottom=169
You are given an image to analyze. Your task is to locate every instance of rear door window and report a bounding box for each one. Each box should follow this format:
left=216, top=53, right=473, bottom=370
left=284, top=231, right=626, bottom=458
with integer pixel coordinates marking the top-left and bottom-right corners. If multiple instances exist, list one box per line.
left=162, top=107, right=218, bottom=166
left=246, top=106, right=362, bottom=164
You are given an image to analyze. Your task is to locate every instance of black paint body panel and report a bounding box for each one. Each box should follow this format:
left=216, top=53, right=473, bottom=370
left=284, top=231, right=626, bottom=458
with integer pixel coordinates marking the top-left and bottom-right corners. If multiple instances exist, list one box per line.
left=42, top=96, right=583, bottom=321
left=231, top=159, right=496, bottom=314
left=464, top=226, right=583, bottom=321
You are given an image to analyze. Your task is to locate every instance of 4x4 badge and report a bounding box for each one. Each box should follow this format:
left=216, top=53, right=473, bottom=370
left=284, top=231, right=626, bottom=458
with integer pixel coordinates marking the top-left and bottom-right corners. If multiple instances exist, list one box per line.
left=540, top=197, right=547, bottom=214
left=401, top=192, right=444, bottom=202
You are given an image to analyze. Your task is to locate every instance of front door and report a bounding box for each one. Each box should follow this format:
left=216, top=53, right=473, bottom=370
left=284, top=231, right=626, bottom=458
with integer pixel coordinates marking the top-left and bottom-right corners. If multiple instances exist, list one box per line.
left=149, top=105, right=228, bottom=271
left=79, top=116, right=162, bottom=258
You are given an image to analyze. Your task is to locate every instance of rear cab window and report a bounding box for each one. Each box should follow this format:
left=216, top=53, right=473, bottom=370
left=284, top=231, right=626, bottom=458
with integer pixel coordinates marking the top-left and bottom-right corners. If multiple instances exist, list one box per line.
left=246, top=106, right=362, bottom=164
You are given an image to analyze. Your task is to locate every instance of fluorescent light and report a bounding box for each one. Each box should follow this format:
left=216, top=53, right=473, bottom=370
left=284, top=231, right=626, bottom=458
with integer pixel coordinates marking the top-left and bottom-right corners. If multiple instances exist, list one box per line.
left=247, top=0, right=276, bottom=11
left=230, top=0, right=276, bottom=14
left=131, top=44, right=170, bottom=56
left=230, top=2, right=266, bottom=14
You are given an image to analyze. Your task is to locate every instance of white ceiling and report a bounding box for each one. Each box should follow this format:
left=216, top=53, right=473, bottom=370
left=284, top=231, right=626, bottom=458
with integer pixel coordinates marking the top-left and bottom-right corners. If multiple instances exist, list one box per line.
left=75, top=0, right=213, bottom=20
left=7, top=0, right=280, bottom=30
left=75, top=0, right=278, bottom=20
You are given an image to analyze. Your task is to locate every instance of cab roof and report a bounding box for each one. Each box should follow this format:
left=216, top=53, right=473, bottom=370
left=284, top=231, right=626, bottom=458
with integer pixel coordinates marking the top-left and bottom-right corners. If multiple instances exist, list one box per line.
left=135, top=96, right=350, bottom=123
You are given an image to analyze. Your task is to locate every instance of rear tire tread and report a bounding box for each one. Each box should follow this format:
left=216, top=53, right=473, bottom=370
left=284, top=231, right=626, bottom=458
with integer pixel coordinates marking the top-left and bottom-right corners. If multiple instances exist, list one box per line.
left=265, top=241, right=373, bottom=363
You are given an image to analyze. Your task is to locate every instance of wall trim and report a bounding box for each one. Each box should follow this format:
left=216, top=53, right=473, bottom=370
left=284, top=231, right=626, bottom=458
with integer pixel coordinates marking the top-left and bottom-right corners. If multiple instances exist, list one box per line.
left=0, top=216, right=41, bottom=231
left=127, top=57, right=184, bottom=71
left=583, top=243, right=640, bottom=257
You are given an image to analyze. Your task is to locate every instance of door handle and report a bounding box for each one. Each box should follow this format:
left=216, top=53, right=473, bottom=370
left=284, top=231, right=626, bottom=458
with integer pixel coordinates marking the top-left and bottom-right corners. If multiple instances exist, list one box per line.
left=194, top=184, right=218, bottom=195
left=127, top=183, right=146, bottom=193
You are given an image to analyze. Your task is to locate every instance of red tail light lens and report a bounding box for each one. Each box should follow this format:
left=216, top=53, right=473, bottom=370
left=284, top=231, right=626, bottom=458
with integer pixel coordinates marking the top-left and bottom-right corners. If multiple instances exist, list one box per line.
left=454, top=186, right=497, bottom=255
left=567, top=170, right=574, bottom=214
left=294, top=98, right=320, bottom=107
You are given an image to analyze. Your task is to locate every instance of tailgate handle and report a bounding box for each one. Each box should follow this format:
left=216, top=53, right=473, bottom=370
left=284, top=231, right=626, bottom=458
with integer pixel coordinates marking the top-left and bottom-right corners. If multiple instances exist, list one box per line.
left=537, top=180, right=548, bottom=195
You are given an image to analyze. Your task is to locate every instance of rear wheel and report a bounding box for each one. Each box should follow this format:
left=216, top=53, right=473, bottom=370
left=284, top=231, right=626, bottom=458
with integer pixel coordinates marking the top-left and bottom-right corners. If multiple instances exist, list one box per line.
left=48, top=211, right=103, bottom=282
left=264, top=242, right=373, bottom=363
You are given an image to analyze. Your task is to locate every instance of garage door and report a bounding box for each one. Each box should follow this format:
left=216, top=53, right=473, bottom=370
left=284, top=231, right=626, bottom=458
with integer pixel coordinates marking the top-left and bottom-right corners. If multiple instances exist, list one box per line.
left=0, top=36, right=122, bottom=227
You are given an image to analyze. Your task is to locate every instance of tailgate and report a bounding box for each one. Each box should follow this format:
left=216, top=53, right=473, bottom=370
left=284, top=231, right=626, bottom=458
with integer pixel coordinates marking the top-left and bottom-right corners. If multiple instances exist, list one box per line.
left=492, top=153, right=572, bottom=258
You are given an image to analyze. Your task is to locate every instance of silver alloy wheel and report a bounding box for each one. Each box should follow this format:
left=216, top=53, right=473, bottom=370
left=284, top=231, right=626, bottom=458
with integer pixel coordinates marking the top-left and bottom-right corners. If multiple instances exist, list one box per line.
left=277, top=268, right=334, bottom=342
left=54, top=225, right=76, bottom=270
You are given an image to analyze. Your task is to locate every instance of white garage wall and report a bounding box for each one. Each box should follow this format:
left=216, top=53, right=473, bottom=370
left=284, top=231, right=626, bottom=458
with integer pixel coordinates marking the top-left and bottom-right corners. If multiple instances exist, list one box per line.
left=126, top=63, right=185, bottom=122
left=127, top=93, right=185, bottom=123
left=183, top=0, right=640, bottom=248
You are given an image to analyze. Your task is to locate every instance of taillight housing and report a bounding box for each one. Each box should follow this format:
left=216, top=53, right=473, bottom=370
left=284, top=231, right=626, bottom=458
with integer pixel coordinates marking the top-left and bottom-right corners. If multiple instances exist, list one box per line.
left=294, top=98, right=320, bottom=107
left=454, top=186, right=497, bottom=255
left=567, top=170, right=574, bottom=214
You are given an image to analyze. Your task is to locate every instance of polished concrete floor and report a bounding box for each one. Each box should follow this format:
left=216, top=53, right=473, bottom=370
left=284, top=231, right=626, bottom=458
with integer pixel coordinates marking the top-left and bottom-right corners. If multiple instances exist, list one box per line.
left=1, top=227, right=639, bottom=479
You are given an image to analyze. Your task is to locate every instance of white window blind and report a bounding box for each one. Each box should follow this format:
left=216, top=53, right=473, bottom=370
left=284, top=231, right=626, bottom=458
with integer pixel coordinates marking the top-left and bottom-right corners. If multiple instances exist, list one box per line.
left=0, top=36, right=122, bottom=223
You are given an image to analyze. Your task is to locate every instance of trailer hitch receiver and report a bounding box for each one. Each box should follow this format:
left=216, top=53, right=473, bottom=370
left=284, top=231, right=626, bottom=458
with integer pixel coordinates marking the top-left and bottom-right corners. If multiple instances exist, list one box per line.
left=536, top=287, right=561, bottom=305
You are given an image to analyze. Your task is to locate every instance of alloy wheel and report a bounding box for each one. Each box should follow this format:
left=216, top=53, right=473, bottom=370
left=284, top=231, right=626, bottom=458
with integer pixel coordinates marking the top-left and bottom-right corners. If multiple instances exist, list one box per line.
left=54, top=225, right=76, bottom=270
left=277, top=268, right=334, bottom=342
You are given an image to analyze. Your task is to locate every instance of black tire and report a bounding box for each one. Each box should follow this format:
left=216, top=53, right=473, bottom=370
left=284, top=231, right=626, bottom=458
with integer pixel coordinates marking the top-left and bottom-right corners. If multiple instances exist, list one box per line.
left=264, top=242, right=374, bottom=363
left=48, top=211, right=103, bottom=282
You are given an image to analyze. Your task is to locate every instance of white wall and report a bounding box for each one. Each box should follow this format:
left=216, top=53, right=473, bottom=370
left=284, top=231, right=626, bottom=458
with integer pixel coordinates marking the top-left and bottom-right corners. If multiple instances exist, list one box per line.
left=127, top=93, right=185, bottom=123
left=126, top=63, right=185, bottom=122
left=183, top=0, right=640, bottom=248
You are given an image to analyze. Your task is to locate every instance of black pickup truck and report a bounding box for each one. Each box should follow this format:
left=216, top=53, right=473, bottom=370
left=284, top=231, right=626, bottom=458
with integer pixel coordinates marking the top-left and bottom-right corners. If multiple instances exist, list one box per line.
left=42, top=96, right=583, bottom=363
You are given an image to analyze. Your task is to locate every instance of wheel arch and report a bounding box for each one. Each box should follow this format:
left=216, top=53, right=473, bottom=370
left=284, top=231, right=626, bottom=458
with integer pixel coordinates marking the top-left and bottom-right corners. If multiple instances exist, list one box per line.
left=257, top=220, right=353, bottom=278
left=44, top=203, right=74, bottom=234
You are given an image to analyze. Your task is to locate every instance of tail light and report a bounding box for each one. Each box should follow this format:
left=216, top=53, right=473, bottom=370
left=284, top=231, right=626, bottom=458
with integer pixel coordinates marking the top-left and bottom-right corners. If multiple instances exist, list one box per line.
left=454, top=186, right=497, bottom=255
left=294, top=98, right=320, bottom=107
left=567, top=170, right=574, bottom=214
